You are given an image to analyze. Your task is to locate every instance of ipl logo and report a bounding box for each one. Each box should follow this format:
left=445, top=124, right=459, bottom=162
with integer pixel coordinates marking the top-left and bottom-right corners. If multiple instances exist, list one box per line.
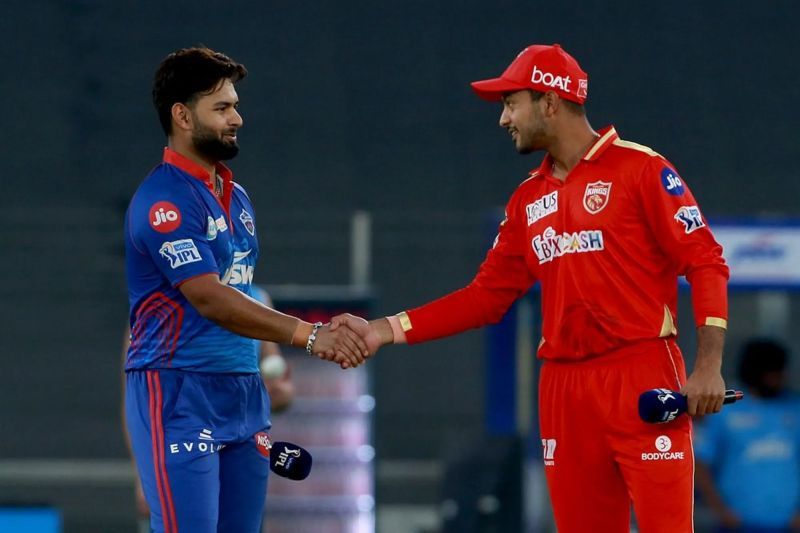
left=275, top=445, right=302, bottom=468
left=159, top=239, right=202, bottom=269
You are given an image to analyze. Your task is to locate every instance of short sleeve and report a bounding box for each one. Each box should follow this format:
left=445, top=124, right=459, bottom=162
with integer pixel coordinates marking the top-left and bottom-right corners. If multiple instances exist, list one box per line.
left=128, top=188, right=219, bottom=286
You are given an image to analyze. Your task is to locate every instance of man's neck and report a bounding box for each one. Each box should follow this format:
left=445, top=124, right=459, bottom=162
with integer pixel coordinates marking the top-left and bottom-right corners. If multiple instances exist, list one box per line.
left=548, top=120, right=599, bottom=181
left=168, top=138, right=216, bottom=177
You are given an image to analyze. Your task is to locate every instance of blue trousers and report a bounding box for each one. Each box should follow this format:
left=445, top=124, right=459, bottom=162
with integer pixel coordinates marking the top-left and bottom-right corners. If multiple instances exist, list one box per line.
left=126, top=369, right=271, bottom=533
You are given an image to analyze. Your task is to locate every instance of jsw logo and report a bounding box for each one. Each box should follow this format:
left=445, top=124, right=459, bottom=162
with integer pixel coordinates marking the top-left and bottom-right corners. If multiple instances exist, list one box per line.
left=221, top=250, right=254, bottom=286
left=531, top=65, right=572, bottom=92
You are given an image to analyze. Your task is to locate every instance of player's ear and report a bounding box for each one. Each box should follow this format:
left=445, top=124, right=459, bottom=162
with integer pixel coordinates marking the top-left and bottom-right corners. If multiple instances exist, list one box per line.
left=171, top=103, right=192, bottom=132
left=543, top=91, right=560, bottom=118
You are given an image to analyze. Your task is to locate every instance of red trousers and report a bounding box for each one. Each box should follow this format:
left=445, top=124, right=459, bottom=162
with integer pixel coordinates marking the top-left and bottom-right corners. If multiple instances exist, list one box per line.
left=539, top=338, right=694, bottom=533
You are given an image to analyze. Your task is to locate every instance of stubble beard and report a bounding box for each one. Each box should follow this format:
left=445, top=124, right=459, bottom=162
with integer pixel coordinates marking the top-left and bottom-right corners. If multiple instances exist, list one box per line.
left=515, top=121, right=548, bottom=155
left=192, top=120, right=240, bottom=162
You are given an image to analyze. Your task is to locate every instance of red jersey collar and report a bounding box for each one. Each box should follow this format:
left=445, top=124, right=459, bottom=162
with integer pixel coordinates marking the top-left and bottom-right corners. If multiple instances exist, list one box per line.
left=163, top=147, right=234, bottom=214
left=163, top=147, right=233, bottom=187
left=531, top=125, right=619, bottom=177
left=582, top=125, right=618, bottom=162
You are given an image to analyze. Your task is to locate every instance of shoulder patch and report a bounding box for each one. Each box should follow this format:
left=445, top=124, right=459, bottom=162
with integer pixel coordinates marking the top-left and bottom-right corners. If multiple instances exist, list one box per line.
left=149, top=201, right=182, bottom=233
left=159, top=239, right=202, bottom=268
left=611, top=138, right=661, bottom=158
left=239, top=209, right=255, bottom=236
left=674, top=205, right=705, bottom=234
left=660, top=167, right=685, bottom=195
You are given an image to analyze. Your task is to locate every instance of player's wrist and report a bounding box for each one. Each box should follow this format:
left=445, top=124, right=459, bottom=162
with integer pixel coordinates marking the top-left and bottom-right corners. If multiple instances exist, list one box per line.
left=383, top=315, right=406, bottom=344
left=290, top=320, right=313, bottom=349
left=305, top=322, right=324, bottom=355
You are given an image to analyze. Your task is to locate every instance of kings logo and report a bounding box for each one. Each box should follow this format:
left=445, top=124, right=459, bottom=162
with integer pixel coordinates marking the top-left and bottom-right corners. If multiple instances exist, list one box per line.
left=583, top=181, right=612, bottom=214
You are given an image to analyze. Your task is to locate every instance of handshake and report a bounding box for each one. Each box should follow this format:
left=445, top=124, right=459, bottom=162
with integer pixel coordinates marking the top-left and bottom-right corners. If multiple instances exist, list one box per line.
left=305, top=314, right=392, bottom=369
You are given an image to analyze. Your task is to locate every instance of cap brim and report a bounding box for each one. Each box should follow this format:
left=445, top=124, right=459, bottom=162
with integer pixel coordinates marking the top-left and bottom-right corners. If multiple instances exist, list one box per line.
left=470, top=77, right=530, bottom=101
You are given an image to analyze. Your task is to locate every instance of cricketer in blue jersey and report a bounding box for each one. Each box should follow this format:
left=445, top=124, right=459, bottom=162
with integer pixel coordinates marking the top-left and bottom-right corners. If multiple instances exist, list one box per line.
left=123, top=47, right=371, bottom=533
left=695, top=339, right=800, bottom=531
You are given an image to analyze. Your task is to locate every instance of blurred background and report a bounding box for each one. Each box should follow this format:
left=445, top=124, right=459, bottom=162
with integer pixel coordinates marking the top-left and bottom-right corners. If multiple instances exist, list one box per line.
left=0, top=1, right=798, bottom=532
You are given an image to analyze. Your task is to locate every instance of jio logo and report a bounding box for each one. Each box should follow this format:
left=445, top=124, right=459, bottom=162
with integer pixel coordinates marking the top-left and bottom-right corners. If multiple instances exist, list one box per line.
left=661, top=167, right=685, bottom=196
left=149, top=201, right=181, bottom=233
left=655, top=435, right=672, bottom=452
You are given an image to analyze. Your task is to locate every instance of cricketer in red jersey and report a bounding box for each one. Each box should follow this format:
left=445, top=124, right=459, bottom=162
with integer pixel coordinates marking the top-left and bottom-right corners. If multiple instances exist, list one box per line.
left=332, top=44, right=729, bottom=532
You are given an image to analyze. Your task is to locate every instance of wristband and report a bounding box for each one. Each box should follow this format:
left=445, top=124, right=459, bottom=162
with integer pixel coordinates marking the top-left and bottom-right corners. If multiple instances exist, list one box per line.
left=306, top=322, right=324, bottom=355
left=386, top=315, right=408, bottom=344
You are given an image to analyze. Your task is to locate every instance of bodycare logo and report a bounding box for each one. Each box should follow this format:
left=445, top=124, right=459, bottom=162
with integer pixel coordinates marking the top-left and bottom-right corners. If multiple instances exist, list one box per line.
left=531, top=65, right=572, bottom=92
left=641, top=435, right=685, bottom=461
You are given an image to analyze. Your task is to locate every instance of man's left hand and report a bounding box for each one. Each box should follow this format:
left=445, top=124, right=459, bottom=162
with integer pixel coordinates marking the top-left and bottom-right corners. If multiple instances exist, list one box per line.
left=681, top=367, right=725, bottom=416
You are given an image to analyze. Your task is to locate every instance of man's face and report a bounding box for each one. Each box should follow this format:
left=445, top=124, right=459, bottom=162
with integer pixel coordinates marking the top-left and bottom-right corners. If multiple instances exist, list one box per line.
left=499, top=90, right=547, bottom=154
left=189, top=78, right=243, bottom=161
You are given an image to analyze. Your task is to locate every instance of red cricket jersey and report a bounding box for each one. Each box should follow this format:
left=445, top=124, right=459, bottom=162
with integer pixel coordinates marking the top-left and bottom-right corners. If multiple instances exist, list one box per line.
left=401, top=126, right=729, bottom=361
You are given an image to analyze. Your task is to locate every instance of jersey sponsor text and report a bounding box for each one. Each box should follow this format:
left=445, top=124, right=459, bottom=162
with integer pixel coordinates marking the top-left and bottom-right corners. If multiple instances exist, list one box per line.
left=531, top=65, right=571, bottom=92
left=541, top=438, right=557, bottom=466
left=149, top=201, right=181, bottom=233
left=159, top=239, right=202, bottom=269
left=531, top=226, right=604, bottom=264
left=674, top=206, right=705, bottom=234
left=661, top=167, right=685, bottom=196
left=221, top=250, right=254, bottom=286
left=526, top=191, right=558, bottom=225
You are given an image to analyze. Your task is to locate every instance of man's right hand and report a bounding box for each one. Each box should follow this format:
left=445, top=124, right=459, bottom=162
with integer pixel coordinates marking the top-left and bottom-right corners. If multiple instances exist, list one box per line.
left=311, top=322, right=371, bottom=368
left=326, top=314, right=393, bottom=368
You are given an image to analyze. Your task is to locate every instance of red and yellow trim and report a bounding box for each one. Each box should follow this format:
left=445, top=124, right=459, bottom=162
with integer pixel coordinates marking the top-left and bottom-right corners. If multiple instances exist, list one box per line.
left=146, top=371, right=178, bottom=533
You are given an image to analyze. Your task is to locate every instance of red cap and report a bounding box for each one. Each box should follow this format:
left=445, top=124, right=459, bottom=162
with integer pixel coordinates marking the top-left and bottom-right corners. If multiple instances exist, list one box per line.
left=471, top=44, right=588, bottom=104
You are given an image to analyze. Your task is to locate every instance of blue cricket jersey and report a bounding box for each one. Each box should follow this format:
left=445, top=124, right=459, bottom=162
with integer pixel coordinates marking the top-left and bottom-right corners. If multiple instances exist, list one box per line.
left=124, top=148, right=260, bottom=373
left=694, top=393, right=800, bottom=527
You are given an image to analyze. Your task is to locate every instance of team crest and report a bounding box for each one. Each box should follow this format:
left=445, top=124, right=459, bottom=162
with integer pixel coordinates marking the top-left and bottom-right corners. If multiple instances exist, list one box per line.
left=239, top=209, right=255, bottom=236
left=583, top=181, right=612, bottom=214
